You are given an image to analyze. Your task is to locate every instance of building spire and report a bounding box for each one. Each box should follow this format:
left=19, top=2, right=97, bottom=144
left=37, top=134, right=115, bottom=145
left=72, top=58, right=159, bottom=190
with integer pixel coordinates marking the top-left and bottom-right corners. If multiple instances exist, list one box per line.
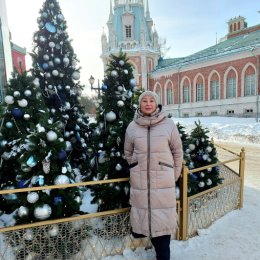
left=108, top=0, right=113, bottom=21
left=146, top=0, right=150, bottom=19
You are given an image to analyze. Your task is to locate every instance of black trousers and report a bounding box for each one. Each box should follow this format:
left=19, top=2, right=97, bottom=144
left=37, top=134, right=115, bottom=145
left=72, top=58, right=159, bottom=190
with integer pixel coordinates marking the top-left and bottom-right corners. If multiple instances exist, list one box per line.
left=132, top=232, right=171, bottom=260
left=151, top=235, right=171, bottom=260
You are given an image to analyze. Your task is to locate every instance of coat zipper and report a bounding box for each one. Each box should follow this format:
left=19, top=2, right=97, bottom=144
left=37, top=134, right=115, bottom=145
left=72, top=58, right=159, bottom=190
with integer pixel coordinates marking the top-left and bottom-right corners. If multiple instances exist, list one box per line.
left=147, top=126, right=152, bottom=237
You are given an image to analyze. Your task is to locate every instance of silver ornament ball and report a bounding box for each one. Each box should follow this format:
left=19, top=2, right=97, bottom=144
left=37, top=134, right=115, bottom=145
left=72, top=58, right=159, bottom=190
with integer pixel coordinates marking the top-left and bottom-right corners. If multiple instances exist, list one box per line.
left=34, top=204, right=52, bottom=220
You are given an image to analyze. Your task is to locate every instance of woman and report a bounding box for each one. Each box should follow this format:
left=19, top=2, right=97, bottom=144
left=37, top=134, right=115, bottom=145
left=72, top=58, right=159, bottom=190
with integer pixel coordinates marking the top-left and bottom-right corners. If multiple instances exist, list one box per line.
left=124, top=91, right=183, bottom=260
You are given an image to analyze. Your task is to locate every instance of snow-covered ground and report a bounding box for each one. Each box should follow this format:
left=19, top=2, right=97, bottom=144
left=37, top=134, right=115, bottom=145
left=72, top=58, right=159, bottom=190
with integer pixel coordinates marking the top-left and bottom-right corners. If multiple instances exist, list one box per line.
left=102, top=117, right=260, bottom=260
left=1, top=117, right=260, bottom=260
left=176, top=116, right=260, bottom=144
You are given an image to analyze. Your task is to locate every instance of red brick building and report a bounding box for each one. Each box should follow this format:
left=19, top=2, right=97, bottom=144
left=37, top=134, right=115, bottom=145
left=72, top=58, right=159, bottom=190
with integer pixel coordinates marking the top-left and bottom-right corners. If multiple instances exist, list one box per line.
left=150, top=16, right=260, bottom=119
left=11, top=42, right=26, bottom=74
left=102, top=1, right=260, bottom=119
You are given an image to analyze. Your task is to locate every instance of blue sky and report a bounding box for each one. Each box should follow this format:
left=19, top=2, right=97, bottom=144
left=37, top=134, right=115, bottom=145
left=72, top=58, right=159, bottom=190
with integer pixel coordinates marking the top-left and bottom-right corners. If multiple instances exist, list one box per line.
left=5, top=0, right=260, bottom=96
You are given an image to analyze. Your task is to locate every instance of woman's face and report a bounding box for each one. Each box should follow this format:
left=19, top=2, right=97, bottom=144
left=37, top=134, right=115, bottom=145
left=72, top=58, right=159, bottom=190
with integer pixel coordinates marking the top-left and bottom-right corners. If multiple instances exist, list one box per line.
left=140, top=96, right=157, bottom=116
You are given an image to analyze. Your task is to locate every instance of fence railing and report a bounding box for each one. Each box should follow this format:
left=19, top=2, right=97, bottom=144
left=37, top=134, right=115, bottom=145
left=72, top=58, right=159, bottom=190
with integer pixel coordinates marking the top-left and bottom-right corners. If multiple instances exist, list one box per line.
left=0, top=144, right=245, bottom=259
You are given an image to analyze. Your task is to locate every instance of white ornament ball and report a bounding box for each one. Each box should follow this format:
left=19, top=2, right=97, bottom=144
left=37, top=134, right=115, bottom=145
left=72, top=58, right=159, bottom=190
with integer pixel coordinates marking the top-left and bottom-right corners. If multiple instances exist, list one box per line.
left=34, top=204, right=52, bottom=220
left=18, top=206, right=29, bottom=217
left=119, top=60, right=125, bottom=66
left=43, top=54, right=49, bottom=61
left=115, top=163, right=122, bottom=171
left=206, top=179, right=212, bottom=186
left=52, top=70, right=59, bottom=76
left=24, top=90, right=32, bottom=97
left=48, top=61, right=54, bottom=67
left=117, top=86, right=123, bottom=92
left=54, top=174, right=70, bottom=185
left=72, top=71, right=80, bottom=80
left=39, top=35, right=46, bottom=42
left=49, top=42, right=55, bottom=48
left=33, top=78, right=40, bottom=87
left=206, top=146, right=213, bottom=153
left=4, top=95, right=14, bottom=104
left=130, top=78, right=136, bottom=87
left=54, top=57, right=61, bottom=64
left=65, top=141, right=72, bottom=151
left=46, top=130, right=58, bottom=142
left=105, top=111, right=116, bottom=122
left=64, top=102, right=71, bottom=110
left=198, top=181, right=205, bottom=188
left=42, top=12, right=48, bottom=18
left=117, top=100, right=124, bottom=107
left=202, top=154, right=208, bottom=161
left=124, top=69, right=128, bottom=75
left=18, top=99, right=28, bottom=107
left=23, top=230, right=34, bottom=241
left=63, top=57, right=69, bottom=65
left=49, top=225, right=59, bottom=237
left=27, top=192, right=39, bottom=204
left=57, top=14, right=64, bottom=21
left=65, top=85, right=71, bottom=90
left=189, top=144, right=196, bottom=150
left=13, top=91, right=20, bottom=97
left=111, top=70, right=118, bottom=77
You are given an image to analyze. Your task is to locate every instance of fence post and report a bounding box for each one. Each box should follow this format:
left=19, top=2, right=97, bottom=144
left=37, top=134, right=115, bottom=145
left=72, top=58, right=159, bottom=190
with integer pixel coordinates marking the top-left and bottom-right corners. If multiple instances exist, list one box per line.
left=180, top=161, right=189, bottom=240
left=239, top=147, right=245, bottom=209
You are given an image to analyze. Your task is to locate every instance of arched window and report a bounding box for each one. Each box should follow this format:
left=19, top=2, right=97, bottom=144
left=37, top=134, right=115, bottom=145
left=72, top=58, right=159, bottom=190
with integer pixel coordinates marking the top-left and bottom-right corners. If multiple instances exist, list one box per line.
left=227, top=77, right=236, bottom=98
left=196, top=83, right=203, bottom=101
left=183, top=85, right=190, bottom=103
left=245, top=74, right=256, bottom=96
left=210, top=80, right=219, bottom=100
left=166, top=87, right=173, bottom=105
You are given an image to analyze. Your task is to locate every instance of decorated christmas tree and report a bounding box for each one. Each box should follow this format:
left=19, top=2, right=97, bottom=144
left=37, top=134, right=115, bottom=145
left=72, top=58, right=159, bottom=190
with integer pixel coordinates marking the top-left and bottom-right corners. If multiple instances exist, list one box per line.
left=0, top=71, right=82, bottom=224
left=30, top=0, right=90, bottom=177
left=185, top=121, right=222, bottom=195
left=87, top=51, right=138, bottom=211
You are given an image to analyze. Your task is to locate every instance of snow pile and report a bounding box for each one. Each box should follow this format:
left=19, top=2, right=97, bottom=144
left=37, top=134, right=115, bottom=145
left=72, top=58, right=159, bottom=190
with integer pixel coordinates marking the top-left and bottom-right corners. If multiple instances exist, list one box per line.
left=175, top=117, right=260, bottom=144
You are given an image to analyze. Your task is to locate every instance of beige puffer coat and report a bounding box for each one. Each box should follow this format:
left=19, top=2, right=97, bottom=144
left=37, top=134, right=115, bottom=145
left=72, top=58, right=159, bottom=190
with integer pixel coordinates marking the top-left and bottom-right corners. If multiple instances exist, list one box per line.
left=124, top=107, right=183, bottom=238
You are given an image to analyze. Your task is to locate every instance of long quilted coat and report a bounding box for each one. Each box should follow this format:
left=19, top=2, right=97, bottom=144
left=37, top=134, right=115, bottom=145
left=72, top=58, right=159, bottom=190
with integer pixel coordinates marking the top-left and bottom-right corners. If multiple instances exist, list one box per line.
left=124, top=107, right=183, bottom=238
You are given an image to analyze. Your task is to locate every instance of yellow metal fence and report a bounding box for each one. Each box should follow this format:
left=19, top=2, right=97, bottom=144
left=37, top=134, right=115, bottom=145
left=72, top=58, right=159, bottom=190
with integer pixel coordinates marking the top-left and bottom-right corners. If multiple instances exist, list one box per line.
left=0, top=144, right=245, bottom=259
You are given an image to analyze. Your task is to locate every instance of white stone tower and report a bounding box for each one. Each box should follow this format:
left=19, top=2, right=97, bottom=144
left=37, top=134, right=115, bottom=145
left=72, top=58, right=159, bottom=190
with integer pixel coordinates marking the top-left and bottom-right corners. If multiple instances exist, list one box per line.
left=101, top=0, right=161, bottom=89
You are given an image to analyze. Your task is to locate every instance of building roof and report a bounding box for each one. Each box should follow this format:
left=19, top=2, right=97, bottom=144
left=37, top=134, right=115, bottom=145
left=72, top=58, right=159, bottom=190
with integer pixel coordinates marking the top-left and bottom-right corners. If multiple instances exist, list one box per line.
left=156, top=25, right=260, bottom=71
left=11, top=42, right=26, bottom=55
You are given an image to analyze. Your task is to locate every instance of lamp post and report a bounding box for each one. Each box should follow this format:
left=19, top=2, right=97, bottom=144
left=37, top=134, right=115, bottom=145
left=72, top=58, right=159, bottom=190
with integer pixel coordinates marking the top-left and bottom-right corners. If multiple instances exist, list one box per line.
left=88, top=75, right=101, bottom=98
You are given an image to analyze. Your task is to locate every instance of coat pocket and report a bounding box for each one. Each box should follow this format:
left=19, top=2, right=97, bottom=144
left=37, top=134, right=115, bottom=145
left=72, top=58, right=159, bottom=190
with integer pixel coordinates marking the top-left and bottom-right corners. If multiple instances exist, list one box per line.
left=159, top=161, right=173, bottom=168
